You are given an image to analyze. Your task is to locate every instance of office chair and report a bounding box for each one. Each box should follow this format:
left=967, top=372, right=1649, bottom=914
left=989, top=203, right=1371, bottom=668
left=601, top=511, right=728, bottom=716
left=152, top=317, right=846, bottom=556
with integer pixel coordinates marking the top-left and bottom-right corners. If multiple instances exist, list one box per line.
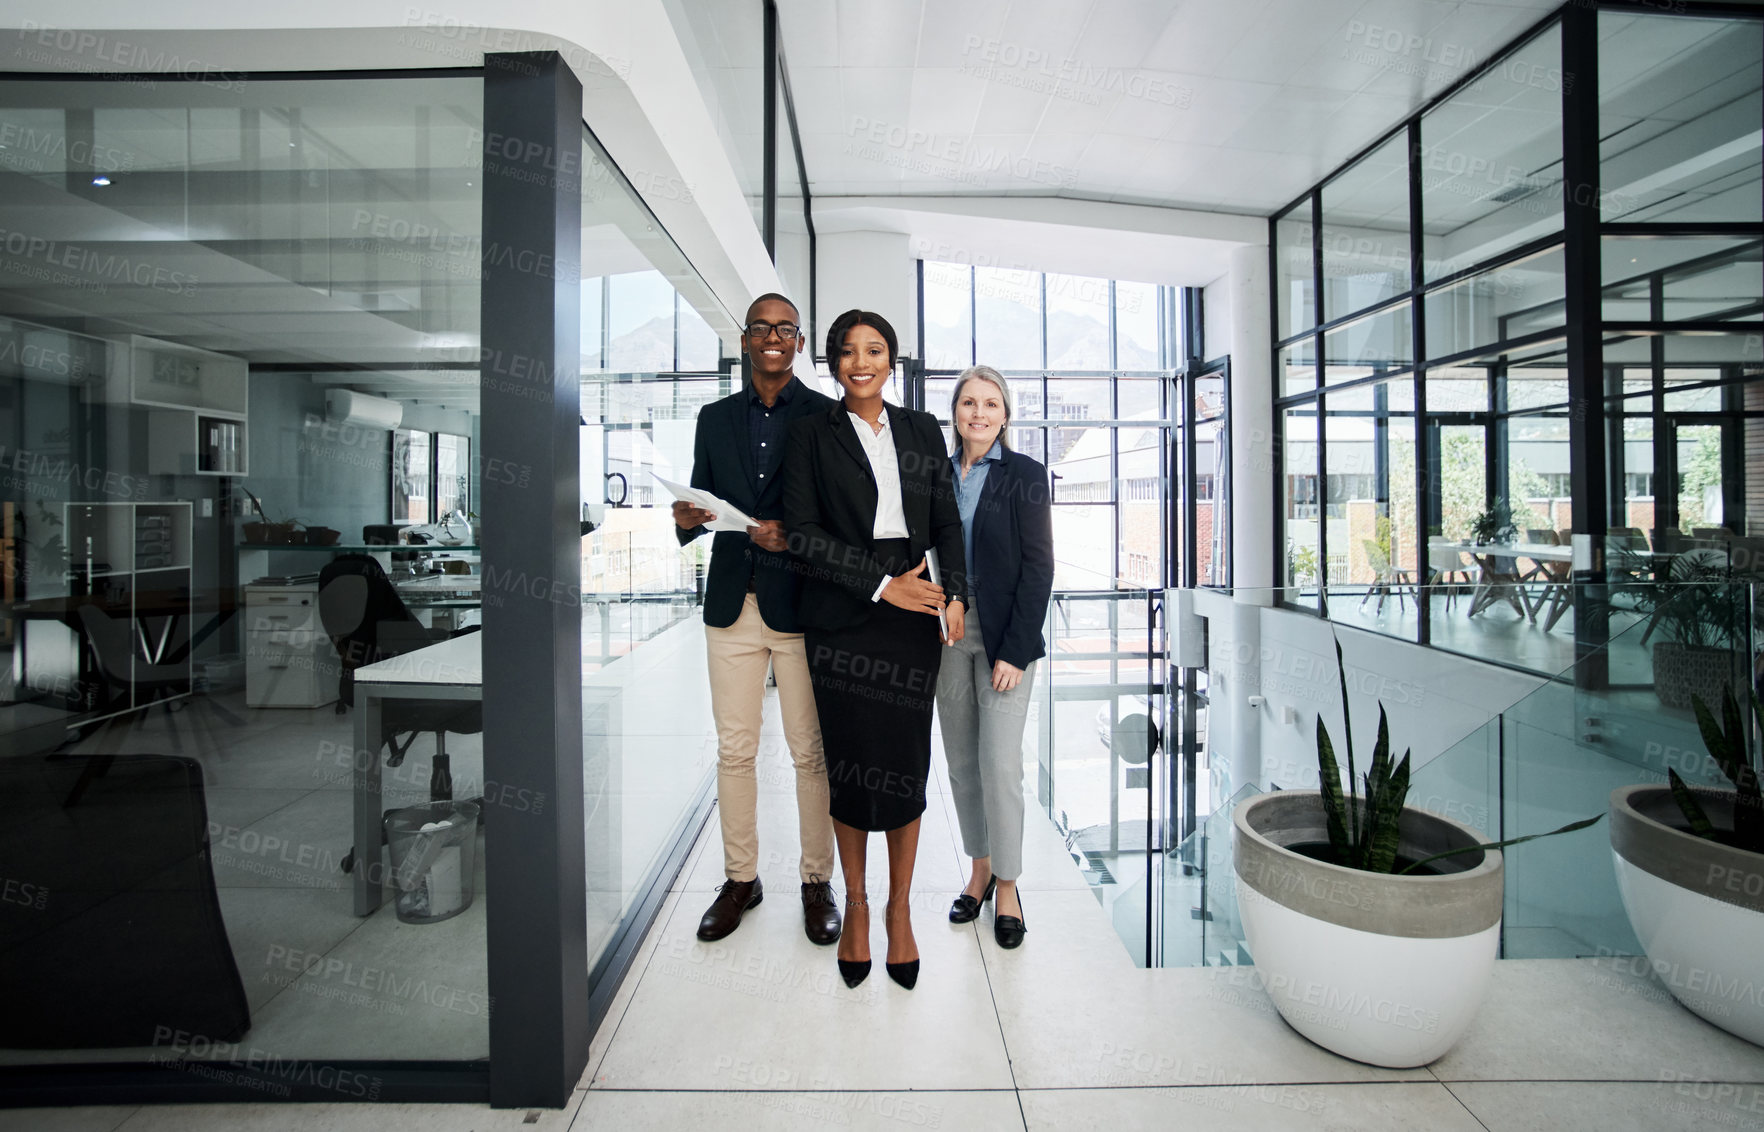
left=317, top=554, right=483, bottom=875
left=1, top=752, right=250, bottom=1048
left=76, top=603, right=189, bottom=719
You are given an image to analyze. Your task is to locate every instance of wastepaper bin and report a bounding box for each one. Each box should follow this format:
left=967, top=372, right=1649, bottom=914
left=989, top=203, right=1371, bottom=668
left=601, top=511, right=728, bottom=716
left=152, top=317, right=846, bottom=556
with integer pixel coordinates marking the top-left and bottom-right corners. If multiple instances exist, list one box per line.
left=383, top=801, right=480, bottom=924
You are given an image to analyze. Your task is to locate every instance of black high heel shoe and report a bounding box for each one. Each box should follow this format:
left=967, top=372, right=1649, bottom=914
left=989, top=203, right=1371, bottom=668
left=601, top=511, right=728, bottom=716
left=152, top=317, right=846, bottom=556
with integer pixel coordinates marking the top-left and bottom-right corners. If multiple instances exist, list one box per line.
left=837, top=896, right=870, bottom=988
left=994, top=887, right=1026, bottom=950
left=884, top=900, right=919, bottom=990
left=948, top=874, right=997, bottom=924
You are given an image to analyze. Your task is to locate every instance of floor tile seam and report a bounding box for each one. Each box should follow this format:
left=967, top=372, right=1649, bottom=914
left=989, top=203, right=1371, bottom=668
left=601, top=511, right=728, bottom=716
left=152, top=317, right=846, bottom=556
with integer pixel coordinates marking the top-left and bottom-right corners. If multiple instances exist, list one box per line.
left=241, top=903, right=417, bottom=1020
left=214, top=786, right=326, bottom=832
left=578, top=1079, right=1023, bottom=1086
left=1429, top=1075, right=1764, bottom=1085
left=966, top=886, right=1027, bottom=1127
left=584, top=879, right=698, bottom=1089
left=1013, top=1079, right=1468, bottom=1091
left=100, top=1106, right=144, bottom=1132
left=1438, top=1080, right=1495, bottom=1131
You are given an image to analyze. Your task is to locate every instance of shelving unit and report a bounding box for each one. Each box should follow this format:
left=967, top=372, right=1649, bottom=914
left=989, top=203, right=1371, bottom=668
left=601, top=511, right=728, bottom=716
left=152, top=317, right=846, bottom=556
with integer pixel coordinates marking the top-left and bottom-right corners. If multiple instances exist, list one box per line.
left=62, top=501, right=193, bottom=720
left=110, top=334, right=249, bottom=477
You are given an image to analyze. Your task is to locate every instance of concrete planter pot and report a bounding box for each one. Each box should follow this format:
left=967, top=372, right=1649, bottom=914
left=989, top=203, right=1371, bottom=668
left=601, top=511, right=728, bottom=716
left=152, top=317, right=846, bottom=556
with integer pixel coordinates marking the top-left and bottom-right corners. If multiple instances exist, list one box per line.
left=1233, top=791, right=1503, bottom=1068
left=1611, top=784, right=1764, bottom=1046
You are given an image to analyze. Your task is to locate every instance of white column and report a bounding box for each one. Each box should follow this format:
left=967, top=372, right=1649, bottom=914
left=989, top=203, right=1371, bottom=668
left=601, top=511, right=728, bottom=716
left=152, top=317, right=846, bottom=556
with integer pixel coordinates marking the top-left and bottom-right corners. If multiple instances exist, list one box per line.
left=1228, top=241, right=1274, bottom=601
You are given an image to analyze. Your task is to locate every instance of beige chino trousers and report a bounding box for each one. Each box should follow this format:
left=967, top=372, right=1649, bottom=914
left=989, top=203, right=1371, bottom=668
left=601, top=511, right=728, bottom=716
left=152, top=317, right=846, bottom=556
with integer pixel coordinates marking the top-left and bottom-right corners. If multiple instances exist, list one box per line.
left=704, top=593, right=836, bottom=882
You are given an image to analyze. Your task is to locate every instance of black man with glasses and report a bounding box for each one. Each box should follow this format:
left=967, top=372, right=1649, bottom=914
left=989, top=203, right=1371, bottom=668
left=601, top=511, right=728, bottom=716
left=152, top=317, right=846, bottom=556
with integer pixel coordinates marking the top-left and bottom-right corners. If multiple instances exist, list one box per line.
left=674, top=293, right=841, bottom=945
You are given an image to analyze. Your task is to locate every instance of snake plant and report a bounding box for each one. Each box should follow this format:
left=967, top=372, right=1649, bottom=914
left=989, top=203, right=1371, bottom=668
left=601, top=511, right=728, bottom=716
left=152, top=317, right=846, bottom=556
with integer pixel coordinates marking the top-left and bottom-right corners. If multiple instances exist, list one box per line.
left=1314, top=636, right=1601, bottom=875
left=1672, top=687, right=1764, bottom=854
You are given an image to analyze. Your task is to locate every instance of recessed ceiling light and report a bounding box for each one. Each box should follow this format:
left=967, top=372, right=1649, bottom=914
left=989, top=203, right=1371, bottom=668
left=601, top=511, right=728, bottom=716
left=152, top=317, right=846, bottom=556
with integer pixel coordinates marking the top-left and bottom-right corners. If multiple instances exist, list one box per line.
left=90, top=175, right=111, bottom=187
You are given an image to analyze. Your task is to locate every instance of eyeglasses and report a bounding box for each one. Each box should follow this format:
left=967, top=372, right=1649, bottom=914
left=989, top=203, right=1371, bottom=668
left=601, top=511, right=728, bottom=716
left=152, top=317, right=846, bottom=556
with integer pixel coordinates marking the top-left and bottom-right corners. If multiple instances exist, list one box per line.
left=744, top=322, right=800, bottom=341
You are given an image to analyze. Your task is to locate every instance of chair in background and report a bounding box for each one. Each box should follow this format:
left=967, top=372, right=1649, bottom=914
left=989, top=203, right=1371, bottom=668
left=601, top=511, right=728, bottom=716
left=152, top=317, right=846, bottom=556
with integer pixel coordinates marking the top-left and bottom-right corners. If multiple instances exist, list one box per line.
left=76, top=603, right=189, bottom=720
left=1523, top=529, right=1573, bottom=631
left=0, top=753, right=250, bottom=1048
left=1359, top=540, right=1412, bottom=614
left=318, top=554, right=483, bottom=875
left=1427, top=543, right=1474, bottom=612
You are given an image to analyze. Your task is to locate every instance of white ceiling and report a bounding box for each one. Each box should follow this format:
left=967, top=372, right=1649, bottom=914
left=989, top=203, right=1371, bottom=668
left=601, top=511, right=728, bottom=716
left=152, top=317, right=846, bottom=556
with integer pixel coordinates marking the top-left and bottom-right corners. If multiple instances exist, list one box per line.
left=777, top=0, right=1564, bottom=214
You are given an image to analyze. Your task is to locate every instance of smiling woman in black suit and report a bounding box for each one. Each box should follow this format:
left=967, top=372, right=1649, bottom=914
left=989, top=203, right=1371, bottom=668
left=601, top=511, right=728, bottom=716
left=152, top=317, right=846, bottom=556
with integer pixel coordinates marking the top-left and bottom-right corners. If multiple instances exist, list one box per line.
left=781, top=309, right=968, bottom=991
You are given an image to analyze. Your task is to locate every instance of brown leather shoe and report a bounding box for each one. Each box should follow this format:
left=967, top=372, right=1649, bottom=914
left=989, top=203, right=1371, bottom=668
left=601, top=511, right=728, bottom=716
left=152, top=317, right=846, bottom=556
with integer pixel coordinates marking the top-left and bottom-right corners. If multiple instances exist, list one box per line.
left=801, top=878, right=842, bottom=945
left=697, top=877, right=763, bottom=941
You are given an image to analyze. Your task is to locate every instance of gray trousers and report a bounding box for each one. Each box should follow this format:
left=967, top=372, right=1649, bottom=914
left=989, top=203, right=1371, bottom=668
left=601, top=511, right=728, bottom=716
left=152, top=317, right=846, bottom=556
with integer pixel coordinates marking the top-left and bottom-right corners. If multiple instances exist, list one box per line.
left=935, top=607, right=1036, bottom=881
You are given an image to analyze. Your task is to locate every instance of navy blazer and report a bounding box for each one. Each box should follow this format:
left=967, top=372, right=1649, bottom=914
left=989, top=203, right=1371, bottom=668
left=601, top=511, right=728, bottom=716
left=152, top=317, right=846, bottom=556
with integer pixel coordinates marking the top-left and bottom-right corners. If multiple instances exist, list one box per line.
left=677, top=378, right=835, bottom=631
left=962, top=448, right=1053, bottom=669
left=782, top=402, right=968, bottom=632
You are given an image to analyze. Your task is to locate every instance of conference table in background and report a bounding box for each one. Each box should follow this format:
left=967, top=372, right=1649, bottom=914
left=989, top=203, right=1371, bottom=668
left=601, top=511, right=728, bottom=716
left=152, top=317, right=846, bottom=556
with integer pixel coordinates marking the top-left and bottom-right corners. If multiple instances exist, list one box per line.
left=1429, top=539, right=1573, bottom=620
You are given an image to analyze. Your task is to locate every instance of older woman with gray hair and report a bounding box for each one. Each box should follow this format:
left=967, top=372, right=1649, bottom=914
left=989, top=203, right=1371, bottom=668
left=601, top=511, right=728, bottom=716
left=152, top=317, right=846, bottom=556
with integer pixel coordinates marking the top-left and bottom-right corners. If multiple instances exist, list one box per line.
left=936, top=365, right=1054, bottom=949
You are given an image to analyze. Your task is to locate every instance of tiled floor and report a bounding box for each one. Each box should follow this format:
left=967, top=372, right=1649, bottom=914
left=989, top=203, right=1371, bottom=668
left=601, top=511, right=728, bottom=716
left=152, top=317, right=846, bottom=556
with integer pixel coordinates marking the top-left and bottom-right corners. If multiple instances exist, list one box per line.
left=11, top=691, right=1764, bottom=1129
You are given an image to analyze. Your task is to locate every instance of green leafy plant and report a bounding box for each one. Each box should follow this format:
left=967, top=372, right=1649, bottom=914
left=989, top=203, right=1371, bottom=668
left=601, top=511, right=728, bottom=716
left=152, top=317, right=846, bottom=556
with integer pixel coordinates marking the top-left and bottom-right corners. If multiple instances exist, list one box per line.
left=1632, top=553, right=1748, bottom=651
left=1669, top=687, right=1764, bottom=854
left=1314, top=636, right=1602, bottom=875
left=1288, top=544, right=1320, bottom=586
left=1466, top=499, right=1517, bottom=545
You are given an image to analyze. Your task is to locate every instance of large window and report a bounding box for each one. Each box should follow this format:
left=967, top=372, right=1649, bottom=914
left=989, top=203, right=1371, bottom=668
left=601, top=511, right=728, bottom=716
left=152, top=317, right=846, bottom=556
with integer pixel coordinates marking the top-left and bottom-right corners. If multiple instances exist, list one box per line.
left=918, top=261, right=1217, bottom=591
left=1270, top=5, right=1764, bottom=674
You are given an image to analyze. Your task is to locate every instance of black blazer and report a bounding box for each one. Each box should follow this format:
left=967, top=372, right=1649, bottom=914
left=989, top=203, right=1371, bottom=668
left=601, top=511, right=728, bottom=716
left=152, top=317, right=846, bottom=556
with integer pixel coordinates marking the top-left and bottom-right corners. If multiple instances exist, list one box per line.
left=678, top=378, right=835, bottom=631
left=782, top=401, right=968, bottom=631
left=964, top=449, right=1054, bottom=669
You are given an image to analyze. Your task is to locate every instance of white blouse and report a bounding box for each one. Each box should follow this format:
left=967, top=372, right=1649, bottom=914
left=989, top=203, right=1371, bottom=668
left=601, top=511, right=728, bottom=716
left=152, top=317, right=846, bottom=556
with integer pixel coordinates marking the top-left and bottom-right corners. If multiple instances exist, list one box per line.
left=847, top=410, right=909, bottom=539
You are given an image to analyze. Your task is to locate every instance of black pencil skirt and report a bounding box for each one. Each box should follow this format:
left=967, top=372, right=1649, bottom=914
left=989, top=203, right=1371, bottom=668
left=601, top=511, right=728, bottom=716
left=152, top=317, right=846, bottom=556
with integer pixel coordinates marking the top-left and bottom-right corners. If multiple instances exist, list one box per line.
left=804, top=540, right=943, bottom=832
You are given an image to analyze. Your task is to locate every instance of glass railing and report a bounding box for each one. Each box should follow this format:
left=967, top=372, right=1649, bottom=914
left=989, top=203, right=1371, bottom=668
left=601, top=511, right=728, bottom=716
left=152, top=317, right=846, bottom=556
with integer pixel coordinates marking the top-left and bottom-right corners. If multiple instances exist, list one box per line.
left=1153, top=578, right=1760, bottom=968
left=1308, top=532, right=1764, bottom=680
left=1458, top=578, right=1757, bottom=958
left=1162, top=782, right=1258, bottom=968
left=1028, top=587, right=1166, bottom=961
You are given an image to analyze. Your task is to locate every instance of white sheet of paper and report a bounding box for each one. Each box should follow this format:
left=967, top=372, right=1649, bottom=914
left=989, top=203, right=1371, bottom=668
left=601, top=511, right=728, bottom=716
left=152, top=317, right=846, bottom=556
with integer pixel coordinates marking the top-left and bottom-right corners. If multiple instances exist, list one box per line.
left=653, top=474, right=758, bottom=533
left=924, top=547, right=950, bottom=642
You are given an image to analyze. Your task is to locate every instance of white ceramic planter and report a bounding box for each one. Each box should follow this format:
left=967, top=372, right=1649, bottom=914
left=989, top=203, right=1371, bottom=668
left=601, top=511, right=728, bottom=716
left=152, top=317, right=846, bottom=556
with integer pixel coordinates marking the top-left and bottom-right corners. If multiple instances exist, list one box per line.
left=1234, top=791, right=1503, bottom=1068
left=1611, top=784, right=1764, bottom=1046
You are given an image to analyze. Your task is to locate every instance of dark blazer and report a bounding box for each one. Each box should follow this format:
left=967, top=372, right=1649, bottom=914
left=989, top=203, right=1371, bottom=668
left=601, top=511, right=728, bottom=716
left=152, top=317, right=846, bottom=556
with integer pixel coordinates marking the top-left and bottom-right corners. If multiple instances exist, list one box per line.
left=964, top=449, right=1054, bottom=669
left=782, top=401, right=968, bottom=631
left=678, top=377, right=835, bottom=631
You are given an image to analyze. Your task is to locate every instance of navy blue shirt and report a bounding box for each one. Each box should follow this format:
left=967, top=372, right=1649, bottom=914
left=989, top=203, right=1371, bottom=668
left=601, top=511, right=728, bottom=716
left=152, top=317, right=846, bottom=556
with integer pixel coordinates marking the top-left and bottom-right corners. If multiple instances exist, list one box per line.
left=747, top=376, right=798, bottom=488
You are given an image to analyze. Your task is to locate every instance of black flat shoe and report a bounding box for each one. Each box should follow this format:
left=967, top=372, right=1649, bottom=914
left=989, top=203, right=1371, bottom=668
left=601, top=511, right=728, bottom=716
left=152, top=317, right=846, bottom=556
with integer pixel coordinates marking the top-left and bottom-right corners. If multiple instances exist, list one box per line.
left=994, top=889, right=1026, bottom=950
left=948, top=875, right=997, bottom=924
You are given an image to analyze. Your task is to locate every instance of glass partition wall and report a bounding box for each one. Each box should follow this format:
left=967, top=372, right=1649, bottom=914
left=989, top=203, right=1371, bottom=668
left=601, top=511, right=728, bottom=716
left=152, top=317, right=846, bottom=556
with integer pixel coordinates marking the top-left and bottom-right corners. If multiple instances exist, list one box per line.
left=0, top=71, right=494, bottom=1095
left=1271, top=5, right=1764, bottom=679
left=0, top=60, right=736, bottom=1107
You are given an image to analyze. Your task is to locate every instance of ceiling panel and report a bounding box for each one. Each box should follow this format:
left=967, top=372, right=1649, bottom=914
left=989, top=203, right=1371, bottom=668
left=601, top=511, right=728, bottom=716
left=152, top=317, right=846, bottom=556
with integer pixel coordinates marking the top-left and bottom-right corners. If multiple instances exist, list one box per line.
left=777, top=0, right=1564, bottom=215
left=835, top=0, right=923, bottom=68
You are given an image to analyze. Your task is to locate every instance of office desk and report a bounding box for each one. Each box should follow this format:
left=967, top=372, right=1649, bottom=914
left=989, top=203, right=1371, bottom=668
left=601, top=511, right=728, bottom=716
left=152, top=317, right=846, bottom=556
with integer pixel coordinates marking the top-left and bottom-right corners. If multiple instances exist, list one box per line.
left=350, top=632, right=481, bottom=916
left=395, top=575, right=483, bottom=596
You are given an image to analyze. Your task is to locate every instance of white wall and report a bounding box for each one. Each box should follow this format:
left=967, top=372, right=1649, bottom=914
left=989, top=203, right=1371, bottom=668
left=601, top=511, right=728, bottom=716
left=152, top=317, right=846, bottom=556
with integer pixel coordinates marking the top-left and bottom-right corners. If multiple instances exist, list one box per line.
left=814, top=230, right=917, bottom=358
left=1199, top=597, right=1547, bottom=820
